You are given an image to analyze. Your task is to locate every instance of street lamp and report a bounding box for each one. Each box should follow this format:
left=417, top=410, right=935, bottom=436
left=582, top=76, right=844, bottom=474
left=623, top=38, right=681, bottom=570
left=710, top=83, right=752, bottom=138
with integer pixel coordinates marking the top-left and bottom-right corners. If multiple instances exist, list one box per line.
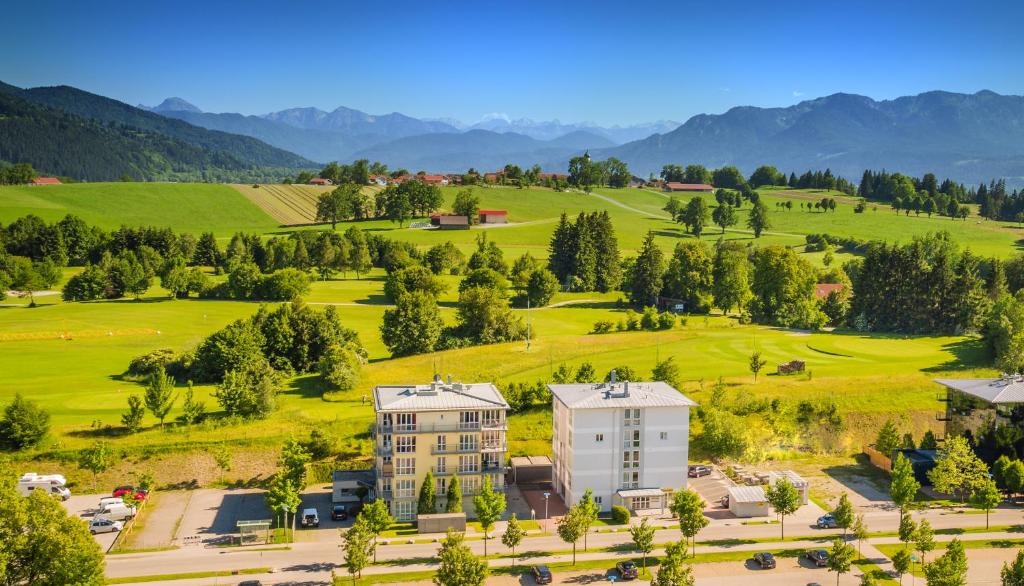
left=543, top=492, right=550, bottom=533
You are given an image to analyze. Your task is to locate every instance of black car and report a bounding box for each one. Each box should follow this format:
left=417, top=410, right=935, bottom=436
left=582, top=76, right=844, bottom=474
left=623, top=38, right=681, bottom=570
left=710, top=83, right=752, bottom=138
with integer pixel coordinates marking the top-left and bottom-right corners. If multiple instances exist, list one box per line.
left=237, top=581, right=263, bottom=586
left=331, top=504, right=349, bottom=521
left=805, top=549, right=829, bottom=567
left=753, top=552, right=776, bottom=569
left=688, top=464, right=713, bottom=478
left=532, top=565, right=552, bottom=584
left=616, top=561, right=639, bottom=580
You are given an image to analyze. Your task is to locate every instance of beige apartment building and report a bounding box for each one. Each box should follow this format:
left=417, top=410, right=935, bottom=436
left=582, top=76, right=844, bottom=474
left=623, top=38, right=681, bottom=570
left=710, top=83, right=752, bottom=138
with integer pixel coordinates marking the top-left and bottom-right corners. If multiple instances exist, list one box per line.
left=373, top=376, right=510, bottom=521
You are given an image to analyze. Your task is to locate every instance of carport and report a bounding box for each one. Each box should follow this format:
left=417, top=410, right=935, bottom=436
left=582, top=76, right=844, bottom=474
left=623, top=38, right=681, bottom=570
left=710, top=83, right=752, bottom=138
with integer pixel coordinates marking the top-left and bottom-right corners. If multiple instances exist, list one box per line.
left=727, top=486, right=771, bottom=518
left=510, top=456, right=552, bottom=485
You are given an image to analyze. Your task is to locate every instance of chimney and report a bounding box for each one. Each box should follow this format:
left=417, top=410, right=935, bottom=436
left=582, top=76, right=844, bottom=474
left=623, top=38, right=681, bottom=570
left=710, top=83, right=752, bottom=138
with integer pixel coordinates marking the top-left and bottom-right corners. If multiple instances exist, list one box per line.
left=447, top=374, right=453, bottom=384
left=624, top=381, right=630, bottom=397
left=610, top=370, right=617, bottom=384
left=433, top=373, right=442, bottom=383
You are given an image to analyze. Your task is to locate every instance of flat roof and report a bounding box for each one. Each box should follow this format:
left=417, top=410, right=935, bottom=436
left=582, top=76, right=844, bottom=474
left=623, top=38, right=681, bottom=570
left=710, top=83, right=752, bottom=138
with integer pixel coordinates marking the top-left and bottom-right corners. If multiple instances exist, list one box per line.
left=374, top=381, right=509, bottom=411
left=548, top=381, right=697, bottom=409
left=935, top=377, right=1024, bottom=404
left=332, top=469, right=374, bottom=484
left=768, top=470, right=808, bottom=486
left=728, top=486, right=767, bottom=503
left=510, top=455, right=552, bottom=467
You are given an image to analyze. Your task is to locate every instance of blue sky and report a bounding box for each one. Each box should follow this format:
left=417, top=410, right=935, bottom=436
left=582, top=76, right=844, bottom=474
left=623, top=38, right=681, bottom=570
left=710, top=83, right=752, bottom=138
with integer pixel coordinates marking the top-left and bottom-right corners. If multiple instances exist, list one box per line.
left=2, top=0, right=1022, bottom=125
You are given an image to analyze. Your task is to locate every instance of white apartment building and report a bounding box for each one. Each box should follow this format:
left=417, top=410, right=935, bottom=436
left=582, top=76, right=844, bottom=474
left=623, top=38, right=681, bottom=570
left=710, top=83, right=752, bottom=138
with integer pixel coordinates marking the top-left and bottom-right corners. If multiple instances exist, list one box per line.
left=549, top=375, right=696, bottom=514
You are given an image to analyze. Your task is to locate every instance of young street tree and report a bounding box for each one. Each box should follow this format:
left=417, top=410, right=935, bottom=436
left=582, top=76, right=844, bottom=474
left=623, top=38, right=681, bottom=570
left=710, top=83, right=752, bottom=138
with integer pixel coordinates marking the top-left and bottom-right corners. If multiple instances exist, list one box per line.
left=434, top=529, right=488, bottom=586
left=827, top=538, right=857, bottom=586
left=915, top=518, right=936, bottom=564
left=557, top=505, right=586, bottom=565
left=360, top=498, right=393, bottom=563
left=653, top=540, right=695, bottom=586
left=852, top=513, right=869, bottom=557
left=923, top=538, right=968, bottom=585
left=892, top=547, right=913, bottom=585
left=766, top=477, right=801, bottom=539
left=144, top=369, right=177, bottom=427
left=578, top=488, right=599, bottom=551
left=671, top=488, right=709, bottom=556
left=418, top=470, right=436, bottom=515
left=342, top=515, right=374, bottom=583
left=891, top=453, right=921, bottom=517
left=501, top=513, right=525, bottom=566
left=833, top=493, right=855, bottom=537
left=472, top=474, right=506, bottom=556
left=971, top=477, right=1002, bottom=529
left=630, top=517, right=656, bottom=575
left=78, top=441, right=111, bottom=481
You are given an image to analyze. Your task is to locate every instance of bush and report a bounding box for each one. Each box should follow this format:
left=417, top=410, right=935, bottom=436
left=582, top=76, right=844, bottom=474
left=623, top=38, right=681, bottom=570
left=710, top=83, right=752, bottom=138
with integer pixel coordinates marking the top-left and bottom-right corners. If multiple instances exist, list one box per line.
left=591, top=320, right=614, bottom=334
left=303, top=429, right=334, bottom=460
left=126, top=348, right=182, bottom=380
left=657, top=312, right=676, bottom=330
left=611, top=505, right=630, bottom=524
left=0, top=393, right=51, bottom=450
left=640, top=306, right=659, bottom=330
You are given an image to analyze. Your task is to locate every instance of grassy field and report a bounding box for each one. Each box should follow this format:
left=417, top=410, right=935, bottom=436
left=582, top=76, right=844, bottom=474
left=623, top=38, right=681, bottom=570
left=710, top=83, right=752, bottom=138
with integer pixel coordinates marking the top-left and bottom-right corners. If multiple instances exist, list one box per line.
left=0, top=180, right=1012, bottom=488
left=229, top=183, right=384, bottom=225
left=0, top=183, right=279, bottom=236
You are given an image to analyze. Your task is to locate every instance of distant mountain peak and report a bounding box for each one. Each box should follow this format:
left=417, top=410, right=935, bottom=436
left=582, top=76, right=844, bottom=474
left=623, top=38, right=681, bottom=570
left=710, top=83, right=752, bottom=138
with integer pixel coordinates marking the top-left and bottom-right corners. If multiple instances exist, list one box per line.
left=146, top=97, right=202, bottom=113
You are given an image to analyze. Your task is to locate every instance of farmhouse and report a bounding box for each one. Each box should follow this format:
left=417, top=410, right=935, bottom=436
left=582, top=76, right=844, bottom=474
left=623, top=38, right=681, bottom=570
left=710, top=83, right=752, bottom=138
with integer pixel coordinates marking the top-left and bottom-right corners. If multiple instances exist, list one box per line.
left=549, top=373, right=696, bottom=515
left=30, top=177, right=61, bottom=185
left=664, top=182, right=713, bottom=192
left=369, top=175, right=388, bottom=186
left=436, top=215, right=469, bottom=230
left=538, top=172, right=568, bottom=181
left=372, top=375, right=510, bottom=521
left=483, top=173, right=500, bottom=182
left=308, top=178, right=333, bottom=186
left=814, top=283, right=845, bottom=299
left=420, top=174, right=448, bottom=186
left=478, top=210, right=508, bottom=224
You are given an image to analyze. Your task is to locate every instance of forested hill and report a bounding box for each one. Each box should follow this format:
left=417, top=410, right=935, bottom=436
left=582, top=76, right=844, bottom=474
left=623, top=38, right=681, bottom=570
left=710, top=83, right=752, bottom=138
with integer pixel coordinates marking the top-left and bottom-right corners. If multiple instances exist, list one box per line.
left=0, top=82, right=315, bottom=170
left=594, top=90, right=1024, bottom=186
left=0, top=89, right=307, bottom=182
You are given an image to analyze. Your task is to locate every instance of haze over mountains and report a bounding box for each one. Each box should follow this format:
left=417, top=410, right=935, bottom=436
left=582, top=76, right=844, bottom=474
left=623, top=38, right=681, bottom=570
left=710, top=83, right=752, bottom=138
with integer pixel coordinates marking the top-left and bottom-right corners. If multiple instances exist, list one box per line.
left=3, top=80, right=1023, bottom=186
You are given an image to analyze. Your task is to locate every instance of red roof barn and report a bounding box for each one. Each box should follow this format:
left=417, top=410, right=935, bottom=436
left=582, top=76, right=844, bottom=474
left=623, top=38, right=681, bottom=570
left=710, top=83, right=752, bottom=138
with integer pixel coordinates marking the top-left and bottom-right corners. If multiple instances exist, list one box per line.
left=814, top=283, right=846, bottom=300
left=420, top=175, right=448, bottom=186
left=664, top=182, right=713, bottom=192
left=30, top=177, right=61, bottom=185
left=478, top=210, right=508, bottom=224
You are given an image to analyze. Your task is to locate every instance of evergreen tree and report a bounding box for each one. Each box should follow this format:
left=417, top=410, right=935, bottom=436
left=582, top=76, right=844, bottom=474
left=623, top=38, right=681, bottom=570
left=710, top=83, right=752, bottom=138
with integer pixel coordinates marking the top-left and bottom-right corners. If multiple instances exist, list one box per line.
left=445, top=475, right=462, bottom=512
left=418, top=470, right=436, bottom=514
left=144, top=369, right=176, bottom=427
left=548, top=212, right=575, bottom=284
left=121, top=394, right=145, bottom=433
left=592, top=211, right=622, bottom=292
left=628, top=232, right=665, bottom=307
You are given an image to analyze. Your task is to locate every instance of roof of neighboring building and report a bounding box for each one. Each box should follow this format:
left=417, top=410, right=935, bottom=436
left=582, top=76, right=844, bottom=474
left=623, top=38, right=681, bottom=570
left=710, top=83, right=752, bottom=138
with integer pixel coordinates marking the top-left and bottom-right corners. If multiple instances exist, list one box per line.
left=616, top=488, right=666, bottom=498
left=547, top=380, right=697, bottom=409
left=374, top=380, right=510, bottom=412
left=728, top=485, right=767, bottom=503
left=814, top=283, right=845, bottom=299
left=768, top=470, right=808, bottom=486
left=332, top=469, right=374, bottom=485
left=665, top=182, right=713, bottom=190
left=438, top=215, right=469, bottom=225
left=935, top=377, right=1024, bottom=404
left=421, top=174, right=445, bottom=182
left=478, top=210, right=507, bottom=215
left=510, top=455, right=552, bottom=468
left=309, top=178, right=331, bottom=184
left=31, top=177, right=61, bottom=184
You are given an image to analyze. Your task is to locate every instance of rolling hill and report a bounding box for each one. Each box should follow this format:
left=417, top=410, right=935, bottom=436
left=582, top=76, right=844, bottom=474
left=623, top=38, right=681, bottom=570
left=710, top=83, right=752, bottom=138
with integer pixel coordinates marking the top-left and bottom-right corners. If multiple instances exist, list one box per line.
left=595, top=90, right=1024, bottom=186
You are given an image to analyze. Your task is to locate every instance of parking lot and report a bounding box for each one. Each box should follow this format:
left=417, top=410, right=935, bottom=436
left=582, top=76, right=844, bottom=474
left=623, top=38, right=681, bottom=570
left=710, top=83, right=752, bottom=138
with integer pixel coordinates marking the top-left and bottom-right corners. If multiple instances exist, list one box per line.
left=61, top=492, right=122, bottom=552
left=687, top=466, right=734, bottom=514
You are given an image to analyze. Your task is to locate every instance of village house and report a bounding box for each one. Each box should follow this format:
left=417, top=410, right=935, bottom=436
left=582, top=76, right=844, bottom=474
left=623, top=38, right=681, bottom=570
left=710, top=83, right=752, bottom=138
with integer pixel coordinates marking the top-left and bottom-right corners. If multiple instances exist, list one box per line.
left=436, top=215, right=469, bottom=230
left=420, top=174, right=448, bottom=186
left=663, top=182, right=713, bottom=192
left=30, top=177, right=61, bottom=185
left=308, top=177, right=333, bottom=186
left=478, top=210, right=508, bottom=224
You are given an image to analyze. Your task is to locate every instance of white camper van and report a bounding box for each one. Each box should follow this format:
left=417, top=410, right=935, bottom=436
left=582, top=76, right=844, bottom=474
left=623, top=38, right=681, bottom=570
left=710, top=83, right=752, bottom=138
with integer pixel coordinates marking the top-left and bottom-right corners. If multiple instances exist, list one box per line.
left=17, top=473, right=71, bottom=500
left=97, top=502, right=136, bottom=521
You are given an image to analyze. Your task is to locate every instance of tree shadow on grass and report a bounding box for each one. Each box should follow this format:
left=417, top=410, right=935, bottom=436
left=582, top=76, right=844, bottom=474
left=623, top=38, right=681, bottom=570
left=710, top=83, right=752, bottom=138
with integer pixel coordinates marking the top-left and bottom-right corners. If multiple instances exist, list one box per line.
left=282, top=374, right=326, bottom=400
left=920, top=337, right=991, bottom=372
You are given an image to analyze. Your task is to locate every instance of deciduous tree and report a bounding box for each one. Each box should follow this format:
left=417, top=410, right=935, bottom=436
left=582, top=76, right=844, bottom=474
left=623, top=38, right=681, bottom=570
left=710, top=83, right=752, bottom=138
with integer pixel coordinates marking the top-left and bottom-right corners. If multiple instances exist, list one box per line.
left=671, top=488, right=709, bottom=556
left=766, top=477, right=801, bottom=539
left=501, top=513, right=525, bottom=566
left=472, top=475, right=506, bottom=556
left=434, top=529, right=488, bottom=586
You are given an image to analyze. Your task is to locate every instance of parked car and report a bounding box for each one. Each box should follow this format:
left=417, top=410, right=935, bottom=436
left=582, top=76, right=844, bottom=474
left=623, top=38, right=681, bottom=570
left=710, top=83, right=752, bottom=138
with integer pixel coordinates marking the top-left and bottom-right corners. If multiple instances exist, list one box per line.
left=300, top=508, right=319, bottom=528
left=688, top=464, right=713, bottom=478
left=816, top=514, right=837, bottom=529
left=532, top=565, right=552, bottom=584
left=753, top=552, right=776, bottom=569
left=616, top=561, right=639, bottom=580
left=237, top=581, right=263, bottom=586
left=89, top=518, right=124, bottom=534
left=805, top=549, right=829, bottom=567
left=331, top=504, right=350, bottom=521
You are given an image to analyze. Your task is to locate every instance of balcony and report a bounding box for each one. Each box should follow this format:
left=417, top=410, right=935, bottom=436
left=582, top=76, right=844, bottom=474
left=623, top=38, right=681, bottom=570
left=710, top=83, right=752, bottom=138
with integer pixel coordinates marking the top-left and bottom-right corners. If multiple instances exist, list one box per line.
left=380, top=464, right=394, bottom=478
left=457, top=466, right=481, bottom=475
left=480, top=441, right=507, bottom=453
left=431, top=466, right=450, bottom=475
left=431, top=444, right=479, bottom=455
left=379, top=490, right=393, bottom=500
left=394, top=467, right=416, bottom=477
left=482, top=463, right=503, bottom=472
left=378, top=422, right=493, bottom=434
left=376, top=444, right=393, bottom=456
left=482, top=420, right=507, bottom=430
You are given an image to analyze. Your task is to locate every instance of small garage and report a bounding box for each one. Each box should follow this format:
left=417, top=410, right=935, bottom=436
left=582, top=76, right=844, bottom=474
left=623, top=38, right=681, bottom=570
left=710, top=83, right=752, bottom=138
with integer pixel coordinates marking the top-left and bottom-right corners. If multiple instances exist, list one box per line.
left=768, top=470, right=809, bottom=505
left=727, top=486, right=770, bottom=518
left=510, top=455, right=552, bottom=485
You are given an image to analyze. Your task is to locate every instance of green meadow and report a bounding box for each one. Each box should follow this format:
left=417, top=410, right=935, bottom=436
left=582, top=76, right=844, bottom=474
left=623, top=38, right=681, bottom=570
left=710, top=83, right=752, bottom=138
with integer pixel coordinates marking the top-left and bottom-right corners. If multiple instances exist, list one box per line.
left=0, top=181, right=1011, bottom=485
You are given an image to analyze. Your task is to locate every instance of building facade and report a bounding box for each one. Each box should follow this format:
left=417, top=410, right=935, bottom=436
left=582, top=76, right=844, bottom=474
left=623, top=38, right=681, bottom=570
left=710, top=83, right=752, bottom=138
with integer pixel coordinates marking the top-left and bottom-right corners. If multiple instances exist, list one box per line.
left=936, top=376, right=1024, bottom=460
left=373, top=377, right=510, bottom=521
left=549, top=376, right=696, bottom=515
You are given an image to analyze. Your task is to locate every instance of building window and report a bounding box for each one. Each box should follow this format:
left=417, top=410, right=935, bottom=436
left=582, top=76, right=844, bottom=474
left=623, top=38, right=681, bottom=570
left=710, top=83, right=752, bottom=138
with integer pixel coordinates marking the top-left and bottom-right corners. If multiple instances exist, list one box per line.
left=595, top=496, right=603, bottom=504
left=595, top=433, right=604, bottom=442
left=660, top=432, right=668, bottom=440
left=461, top=476, right=479, bottom=495
left=459, top=411, right=480, bottom=430
left=396, top=413, right=416, bottom=432
left=396, top=436, right=416, bottom=453
left=436, top=476, right=447, bottom=493
left=395, top=457, right=415, bottom=476
left=436, top=435, right=447, bottom=452
left=633, top=496, right=651, bottom=510
left=482, top=409, right=503, bottom=427
left=395, top=500, right=415, bottom=521
left=396, top=479, right=415, bottom=498
left=458, top=455, right=479, bottom=473
left=458, top=434, right=477, bottom=452
left=621, top=471, right=639, bottom=489
left=436, top=457, right=447, bottom=475
left=624, top=429, right=640, bottom=448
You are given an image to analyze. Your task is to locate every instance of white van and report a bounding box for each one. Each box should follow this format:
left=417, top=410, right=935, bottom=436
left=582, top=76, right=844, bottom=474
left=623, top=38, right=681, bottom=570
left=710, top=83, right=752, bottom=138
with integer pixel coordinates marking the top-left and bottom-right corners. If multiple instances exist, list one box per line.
left=98, top=496, right=124, bottom=509
left=97, top=502, right=136, bottom=521
left=17, top=473, right=71, bottom=501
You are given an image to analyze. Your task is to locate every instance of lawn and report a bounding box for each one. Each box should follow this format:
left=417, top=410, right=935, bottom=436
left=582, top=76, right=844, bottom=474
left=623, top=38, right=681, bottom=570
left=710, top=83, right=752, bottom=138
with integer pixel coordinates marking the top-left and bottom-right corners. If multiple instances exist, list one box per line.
left=0, top=183, right=280, bottom=236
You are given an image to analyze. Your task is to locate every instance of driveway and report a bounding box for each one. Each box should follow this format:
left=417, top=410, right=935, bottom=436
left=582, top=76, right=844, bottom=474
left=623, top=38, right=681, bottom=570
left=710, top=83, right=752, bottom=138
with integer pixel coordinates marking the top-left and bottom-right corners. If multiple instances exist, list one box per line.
left=687, top=467, right=734, bottom=516
left=295, top=486, right=353, bottom=543
left=61, top=492, right=120, bottom=552
left=175, top=488, right=269, bottom=545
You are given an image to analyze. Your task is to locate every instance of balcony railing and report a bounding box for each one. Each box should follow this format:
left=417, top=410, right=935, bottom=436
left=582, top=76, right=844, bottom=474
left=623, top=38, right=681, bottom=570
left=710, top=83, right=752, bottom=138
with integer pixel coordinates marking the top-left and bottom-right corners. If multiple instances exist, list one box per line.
left=482, top=420, right=507, bottom=429
left=379, top=490, right=393, bottom=500
left=482, top=463, right=503, bottom=472
left=380, top=464, right=393, bottom=478
left=457, top=466, right=480, bottom=475
left=431, top=444, right=479, bottom=455
left=377, top=444, right=393, bottom=456
left=480, top=441, right=507, bottom=452
left=394, top=467, right=416, bottom=476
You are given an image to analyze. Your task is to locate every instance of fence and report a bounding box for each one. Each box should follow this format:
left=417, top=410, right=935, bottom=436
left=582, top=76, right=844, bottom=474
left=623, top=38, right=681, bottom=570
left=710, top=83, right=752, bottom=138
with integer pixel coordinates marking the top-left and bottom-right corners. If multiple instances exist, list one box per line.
left=863, top=445, right=892, bottom=473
